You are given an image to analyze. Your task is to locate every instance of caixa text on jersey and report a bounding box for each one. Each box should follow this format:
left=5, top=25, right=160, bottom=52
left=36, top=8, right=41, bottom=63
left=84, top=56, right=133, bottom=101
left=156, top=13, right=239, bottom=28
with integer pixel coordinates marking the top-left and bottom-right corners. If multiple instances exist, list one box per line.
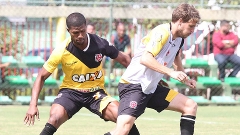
left=72, top=70, right=103, bottom=83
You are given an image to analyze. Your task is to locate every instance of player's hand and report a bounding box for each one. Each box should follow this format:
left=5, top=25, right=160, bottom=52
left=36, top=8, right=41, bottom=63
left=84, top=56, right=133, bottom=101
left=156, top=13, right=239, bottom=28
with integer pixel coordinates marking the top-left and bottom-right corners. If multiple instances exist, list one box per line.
left=184, top=78, right=196, bottom=89
left=24, top=104, right=40, bottom=126
left=169, top=71, right=188, bottom=82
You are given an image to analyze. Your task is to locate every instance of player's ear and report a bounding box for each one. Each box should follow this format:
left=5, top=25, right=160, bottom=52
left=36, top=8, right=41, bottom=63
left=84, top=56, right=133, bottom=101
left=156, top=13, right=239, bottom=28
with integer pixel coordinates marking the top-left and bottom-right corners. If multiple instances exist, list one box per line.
left=178, top=18, right=183, bottom=26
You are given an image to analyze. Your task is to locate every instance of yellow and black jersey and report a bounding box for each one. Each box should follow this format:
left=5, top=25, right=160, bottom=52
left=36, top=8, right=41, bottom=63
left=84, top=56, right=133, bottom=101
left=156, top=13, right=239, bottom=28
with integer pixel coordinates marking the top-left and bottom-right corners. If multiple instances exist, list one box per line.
left=43, top=33, right=119, bottom=90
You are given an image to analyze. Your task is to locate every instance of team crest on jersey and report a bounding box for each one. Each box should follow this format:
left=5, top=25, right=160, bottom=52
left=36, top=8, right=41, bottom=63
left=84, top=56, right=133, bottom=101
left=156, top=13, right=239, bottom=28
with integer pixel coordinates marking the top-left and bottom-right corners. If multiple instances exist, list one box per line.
left=129, top=101, right=137, bottom=109
left=56, top=93, right=62, bottom=98
left=95, top=53, right=103, bottom=62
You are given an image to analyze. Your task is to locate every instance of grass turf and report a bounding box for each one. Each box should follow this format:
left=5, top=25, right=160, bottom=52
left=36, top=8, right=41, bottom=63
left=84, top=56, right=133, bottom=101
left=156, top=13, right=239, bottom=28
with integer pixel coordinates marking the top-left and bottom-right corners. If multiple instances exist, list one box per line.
left=0, top=105, right=239, bottom=135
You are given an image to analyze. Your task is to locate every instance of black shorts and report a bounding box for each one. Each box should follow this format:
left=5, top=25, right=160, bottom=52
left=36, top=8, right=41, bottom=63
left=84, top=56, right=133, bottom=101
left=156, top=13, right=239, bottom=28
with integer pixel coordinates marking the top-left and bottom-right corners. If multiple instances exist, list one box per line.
left=118, top=83, right=178, bottom=118
left=53, top=88, right=116, bottom=119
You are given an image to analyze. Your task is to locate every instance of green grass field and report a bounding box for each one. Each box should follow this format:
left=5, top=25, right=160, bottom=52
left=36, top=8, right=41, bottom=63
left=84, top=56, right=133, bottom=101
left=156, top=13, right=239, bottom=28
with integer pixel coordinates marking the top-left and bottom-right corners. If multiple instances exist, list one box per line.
left=0, top=105, right=239, bottom=135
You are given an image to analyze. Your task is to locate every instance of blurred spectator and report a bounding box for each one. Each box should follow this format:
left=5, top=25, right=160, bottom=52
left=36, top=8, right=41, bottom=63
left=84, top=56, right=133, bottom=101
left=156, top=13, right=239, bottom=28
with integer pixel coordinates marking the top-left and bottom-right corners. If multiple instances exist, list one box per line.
left=201, top=21, right=216, bottom=55
left=104, top=23, right=132, bottom=79
left=111, top=23, right=132, bottom=57
left=86, top=23, right=96, bottom=34
left=212, top=20, right=240, bottom=81
left=0, top=46, right=10, bottom=83
left=182, top=21, right=216, bottom=58
left=0, top=47, right=10, bottom=68
left=110, top=23, right=132, bottom=71
left=0, top=61, right=10, bottom=68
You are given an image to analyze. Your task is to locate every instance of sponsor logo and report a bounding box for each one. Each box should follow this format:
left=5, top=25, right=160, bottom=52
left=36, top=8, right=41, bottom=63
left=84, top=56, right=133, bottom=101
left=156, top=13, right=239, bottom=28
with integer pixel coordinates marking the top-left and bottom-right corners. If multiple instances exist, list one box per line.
left=129, top=101, right=137, bottom=109
left=93, top=92, right=101, bottom=100
left=65, top=61, right=78, bottom=66
left=95, top=53, right=103, bottom=62
left=76, top=86, right=100, bottom=93
left=72, top=70, right=103, bottom=83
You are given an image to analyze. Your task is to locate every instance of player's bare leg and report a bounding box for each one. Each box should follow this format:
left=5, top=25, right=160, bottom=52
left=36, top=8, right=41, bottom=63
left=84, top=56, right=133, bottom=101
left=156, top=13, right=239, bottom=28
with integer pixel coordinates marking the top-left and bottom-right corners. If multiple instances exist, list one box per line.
left=108, top=115, right=136, bottom=135
left=102, top=100, right=119, bottom=122
left=103, top=101, right=140, bottom=135
left=166, top=93, right=197, bottom=135
left=40, top=104, right=69, bottom=135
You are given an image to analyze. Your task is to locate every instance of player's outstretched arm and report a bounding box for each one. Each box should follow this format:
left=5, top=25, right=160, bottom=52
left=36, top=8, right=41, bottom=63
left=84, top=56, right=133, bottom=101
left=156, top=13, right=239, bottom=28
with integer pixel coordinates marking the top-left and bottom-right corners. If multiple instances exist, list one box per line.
left=140, top=51, right=173, bottom=75
left=24, top=67, right=52, bottom=126
left=114, top=51, right=131, bottom=68
left=141, top=51, right=187, bottom=82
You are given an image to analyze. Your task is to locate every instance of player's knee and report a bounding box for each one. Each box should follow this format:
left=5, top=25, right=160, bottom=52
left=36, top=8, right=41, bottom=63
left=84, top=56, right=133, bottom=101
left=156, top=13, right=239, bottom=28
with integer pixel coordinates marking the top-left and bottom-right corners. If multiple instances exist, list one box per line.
left=115, top=115, right=135, bottom=135
left=109, top=101, right=119, bottom=114
left=121, top=128, right=131, bottom=135
left=103, top=101, right=119, bottom=122
left=110, top=108, right=118, bottom=122
left=48, top=111, right=67, bottom=128
left=183, top=98, right=198, bottom=115
left=119, top=123, right=133, bottom=135
left=48, top=113, right=61, bottom=126
left=115, top=124, right=132, bottom=135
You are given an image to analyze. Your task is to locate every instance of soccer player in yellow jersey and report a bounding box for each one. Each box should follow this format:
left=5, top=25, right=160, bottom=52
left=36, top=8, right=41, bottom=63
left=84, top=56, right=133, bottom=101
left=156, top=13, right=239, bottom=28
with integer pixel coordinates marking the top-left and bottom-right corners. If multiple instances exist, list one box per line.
left=24, top=12, right=139, bottom=135
left=105, top=4, right=200, bottom=135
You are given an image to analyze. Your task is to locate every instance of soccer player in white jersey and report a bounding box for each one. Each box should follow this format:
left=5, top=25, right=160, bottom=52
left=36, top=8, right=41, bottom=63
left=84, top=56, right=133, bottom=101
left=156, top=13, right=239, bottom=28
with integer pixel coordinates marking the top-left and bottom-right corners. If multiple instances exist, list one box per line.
left=105, top=3, right=201, bottom=135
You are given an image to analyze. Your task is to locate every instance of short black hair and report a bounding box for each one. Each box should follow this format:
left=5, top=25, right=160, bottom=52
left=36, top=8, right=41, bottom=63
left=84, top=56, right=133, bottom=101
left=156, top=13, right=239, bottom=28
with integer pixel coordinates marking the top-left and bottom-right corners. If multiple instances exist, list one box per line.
left=87, top=22, right=95, bottom=27
left=66, top=12, right=86, bottom=29
left=220, top=19, right=230, bottom=26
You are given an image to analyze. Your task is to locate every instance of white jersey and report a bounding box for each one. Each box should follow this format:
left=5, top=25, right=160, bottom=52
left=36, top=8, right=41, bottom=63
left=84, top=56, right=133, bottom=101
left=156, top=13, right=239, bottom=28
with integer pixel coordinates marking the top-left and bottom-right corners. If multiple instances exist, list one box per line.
left=121, top=23, right=183, bottom=94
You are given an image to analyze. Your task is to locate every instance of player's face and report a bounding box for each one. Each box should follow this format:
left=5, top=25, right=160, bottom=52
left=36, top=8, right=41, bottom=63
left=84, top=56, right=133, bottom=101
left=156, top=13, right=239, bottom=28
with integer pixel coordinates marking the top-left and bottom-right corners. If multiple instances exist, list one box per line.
left=68, top=24, right=87, bottom=46
left=178, top=21, right=197, bottom=38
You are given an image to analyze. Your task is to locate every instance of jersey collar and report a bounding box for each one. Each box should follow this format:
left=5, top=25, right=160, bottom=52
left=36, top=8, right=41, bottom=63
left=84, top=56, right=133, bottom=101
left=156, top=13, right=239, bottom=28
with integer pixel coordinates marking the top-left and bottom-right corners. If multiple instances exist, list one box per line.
left=83, top=33, right=90, bottom=52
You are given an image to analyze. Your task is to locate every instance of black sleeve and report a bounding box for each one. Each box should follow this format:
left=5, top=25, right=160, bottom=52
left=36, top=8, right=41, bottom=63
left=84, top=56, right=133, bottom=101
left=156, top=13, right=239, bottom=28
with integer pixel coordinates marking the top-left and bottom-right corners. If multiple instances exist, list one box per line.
left=176, top=38, right=184, bottom=57
left=103, top=38, right=119, bottom=59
